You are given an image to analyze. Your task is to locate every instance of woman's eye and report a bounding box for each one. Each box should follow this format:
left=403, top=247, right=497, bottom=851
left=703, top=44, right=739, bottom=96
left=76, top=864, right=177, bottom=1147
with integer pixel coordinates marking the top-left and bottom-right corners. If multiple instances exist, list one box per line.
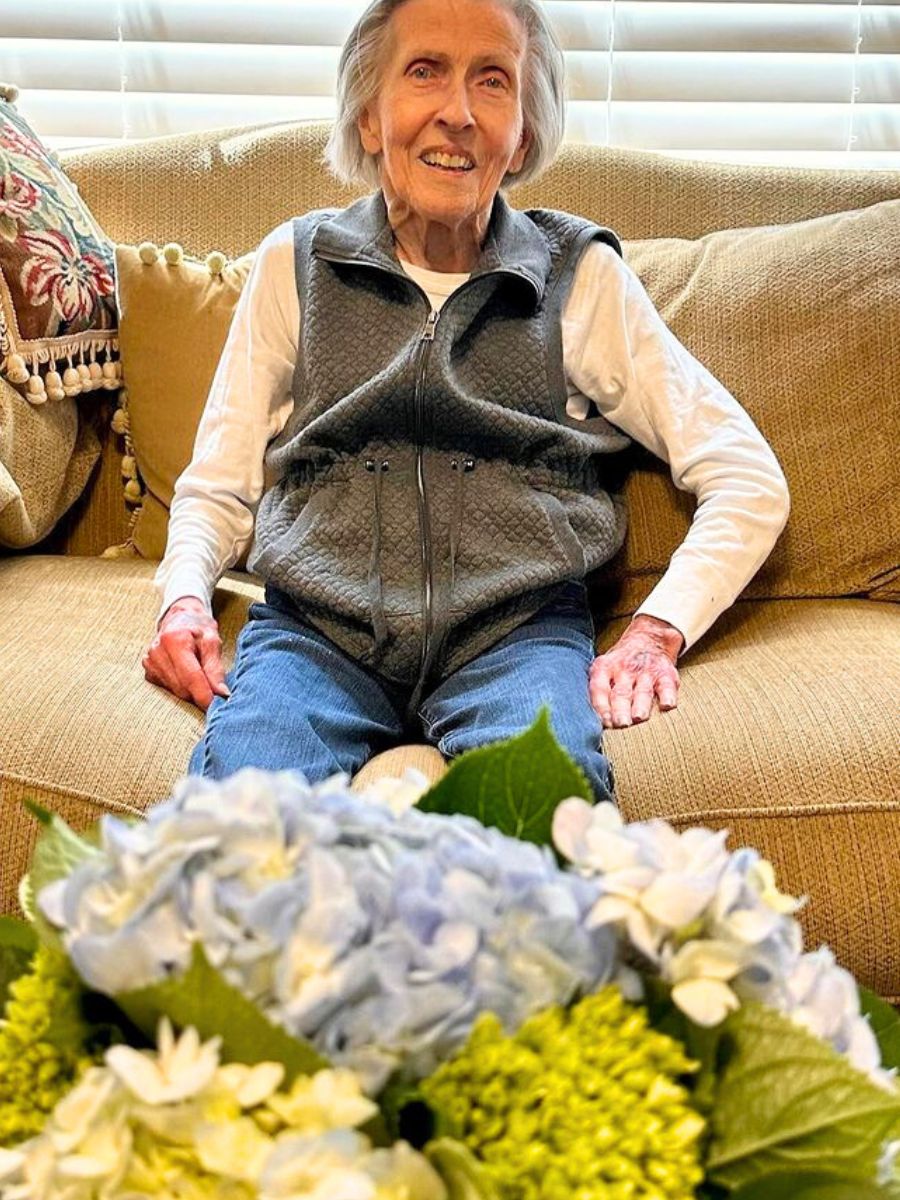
left=484, top=75, right=505, bottom=89
left=411, top=65, right=432, bottom=79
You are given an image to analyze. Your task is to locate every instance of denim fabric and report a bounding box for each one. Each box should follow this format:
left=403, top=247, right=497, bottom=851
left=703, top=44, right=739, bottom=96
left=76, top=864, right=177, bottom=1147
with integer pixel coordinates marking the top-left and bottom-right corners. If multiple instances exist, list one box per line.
left=187, top=580, right=616, bottom=805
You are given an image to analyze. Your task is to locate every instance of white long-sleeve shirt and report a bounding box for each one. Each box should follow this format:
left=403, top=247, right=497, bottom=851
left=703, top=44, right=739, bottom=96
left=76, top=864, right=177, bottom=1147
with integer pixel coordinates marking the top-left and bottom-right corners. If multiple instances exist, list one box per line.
left=154, top=218, right=790, bottom=657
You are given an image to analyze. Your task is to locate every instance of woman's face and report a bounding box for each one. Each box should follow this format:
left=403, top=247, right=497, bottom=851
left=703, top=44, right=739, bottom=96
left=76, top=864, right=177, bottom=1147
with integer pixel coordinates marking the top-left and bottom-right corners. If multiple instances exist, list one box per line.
left=358, top=0, right=532, bottom=230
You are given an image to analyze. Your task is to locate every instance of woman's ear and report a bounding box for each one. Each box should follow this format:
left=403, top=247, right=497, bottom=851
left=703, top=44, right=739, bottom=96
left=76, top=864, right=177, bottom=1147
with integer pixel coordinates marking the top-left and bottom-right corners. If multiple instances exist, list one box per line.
left=358, top=105, right=383, bottom=156
left=508, top=126, right=532, bottom=175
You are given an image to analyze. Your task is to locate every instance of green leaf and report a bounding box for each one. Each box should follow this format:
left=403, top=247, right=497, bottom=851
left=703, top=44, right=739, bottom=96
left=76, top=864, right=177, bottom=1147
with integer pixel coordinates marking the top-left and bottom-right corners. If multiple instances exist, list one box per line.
left=23, top=800, right=103, bottom=946
left=416, top=704, right=593, bottom=846
left=731, top=1172, right=890, bottom=1200
left=114, top=943, right=328, bottom=1084
left=424, top=1138, right=500, bottom=1200
left=860, top=987, right=900, bottom=1073
left=706, top=1001, right=900, bottom=1192
left=0, top=915, right=37, bottom=1008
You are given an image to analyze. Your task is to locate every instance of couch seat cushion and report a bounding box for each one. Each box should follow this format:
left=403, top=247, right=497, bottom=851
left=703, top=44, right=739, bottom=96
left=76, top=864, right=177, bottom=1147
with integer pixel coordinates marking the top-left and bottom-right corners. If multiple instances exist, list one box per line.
left=599, top=595, right=900, bottom=1001
left=2, top=554, right=897, bottom=1000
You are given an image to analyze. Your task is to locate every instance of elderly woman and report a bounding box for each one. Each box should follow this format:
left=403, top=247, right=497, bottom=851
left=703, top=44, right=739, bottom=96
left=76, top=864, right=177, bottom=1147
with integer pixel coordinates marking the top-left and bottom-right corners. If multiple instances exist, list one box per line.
left=142, top=0, right=790, bottom=801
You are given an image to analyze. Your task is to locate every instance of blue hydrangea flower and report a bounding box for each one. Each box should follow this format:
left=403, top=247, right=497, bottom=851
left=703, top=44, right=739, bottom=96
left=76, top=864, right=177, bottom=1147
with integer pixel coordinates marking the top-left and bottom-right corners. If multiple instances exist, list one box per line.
left=40, top=768, right=616, bottom=1094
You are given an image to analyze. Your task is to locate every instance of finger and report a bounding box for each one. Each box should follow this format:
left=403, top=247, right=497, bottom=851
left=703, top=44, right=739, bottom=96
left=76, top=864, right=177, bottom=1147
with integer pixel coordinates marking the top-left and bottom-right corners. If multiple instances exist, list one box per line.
left=610, top=672, right=635, bottom=728
left=196, top=627, right=231, bottom=697
left=588, top=659, right=613, bottom=726
left=170, top=641, right=215, bottom=710
left=657, top=670, right=680, bottom=712
left=631, top=673, right=657, bottom=723
left=154, top=640, right=198, bottom=705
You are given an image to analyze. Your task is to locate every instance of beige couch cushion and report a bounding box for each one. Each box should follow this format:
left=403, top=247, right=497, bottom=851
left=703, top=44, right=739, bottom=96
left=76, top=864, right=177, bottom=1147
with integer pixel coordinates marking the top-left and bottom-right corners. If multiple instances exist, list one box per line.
left=609, top=199, right=900, bottom=610
left=1, top=552, right=897, bottom=999
left=61, top=120, right=900, bottom=258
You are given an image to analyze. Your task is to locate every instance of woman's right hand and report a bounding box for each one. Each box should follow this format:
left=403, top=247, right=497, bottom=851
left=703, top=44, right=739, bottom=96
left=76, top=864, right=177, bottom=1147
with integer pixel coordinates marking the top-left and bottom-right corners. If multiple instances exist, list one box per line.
left=141, top=596, right=232, bottom=711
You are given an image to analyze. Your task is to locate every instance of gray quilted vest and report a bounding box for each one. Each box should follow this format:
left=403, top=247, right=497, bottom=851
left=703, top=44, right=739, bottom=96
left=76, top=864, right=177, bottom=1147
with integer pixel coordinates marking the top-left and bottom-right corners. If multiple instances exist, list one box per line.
left=247, top=188, right=632, bottom=719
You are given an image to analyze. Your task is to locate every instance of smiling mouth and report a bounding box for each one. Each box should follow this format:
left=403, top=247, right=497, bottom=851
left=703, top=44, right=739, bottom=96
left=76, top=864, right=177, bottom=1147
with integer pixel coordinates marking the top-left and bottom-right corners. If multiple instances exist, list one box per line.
left=420, top=158, right=476, bottom=174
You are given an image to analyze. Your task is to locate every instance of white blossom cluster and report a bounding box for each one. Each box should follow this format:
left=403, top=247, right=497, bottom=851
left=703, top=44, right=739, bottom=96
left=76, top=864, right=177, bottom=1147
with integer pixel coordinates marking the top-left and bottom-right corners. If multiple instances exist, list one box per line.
left=552, top=798, right=896, bottom=1091
left=0, top=1019, right=445, bottom=1200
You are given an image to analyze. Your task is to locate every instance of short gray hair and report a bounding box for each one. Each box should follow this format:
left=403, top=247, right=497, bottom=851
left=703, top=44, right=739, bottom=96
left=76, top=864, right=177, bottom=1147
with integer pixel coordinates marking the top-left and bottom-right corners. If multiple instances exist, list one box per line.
left=323, top=0, right=566, bottom=191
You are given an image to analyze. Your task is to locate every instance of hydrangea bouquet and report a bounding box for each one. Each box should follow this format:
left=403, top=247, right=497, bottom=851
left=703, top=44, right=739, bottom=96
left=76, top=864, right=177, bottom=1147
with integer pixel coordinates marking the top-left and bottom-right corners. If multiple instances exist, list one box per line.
left=1, top=706, right=898, bottom=1199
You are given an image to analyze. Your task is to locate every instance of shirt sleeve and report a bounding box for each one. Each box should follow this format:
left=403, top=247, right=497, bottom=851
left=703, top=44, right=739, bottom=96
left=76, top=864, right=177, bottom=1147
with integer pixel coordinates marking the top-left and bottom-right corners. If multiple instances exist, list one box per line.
left=561, top=239, right=791, bottom=657
left=152, top=220, right=299, bottom=629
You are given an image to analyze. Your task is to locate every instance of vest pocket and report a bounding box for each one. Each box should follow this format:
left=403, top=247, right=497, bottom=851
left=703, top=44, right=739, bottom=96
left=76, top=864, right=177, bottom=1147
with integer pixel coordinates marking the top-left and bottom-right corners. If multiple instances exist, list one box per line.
left=445, top=456, right=587, bottom=617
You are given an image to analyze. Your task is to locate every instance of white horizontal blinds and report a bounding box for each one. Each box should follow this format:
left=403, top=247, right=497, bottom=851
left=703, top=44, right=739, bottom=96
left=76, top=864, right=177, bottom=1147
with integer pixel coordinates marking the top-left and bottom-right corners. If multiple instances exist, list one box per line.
left=1, top=0, right=898, bottom=167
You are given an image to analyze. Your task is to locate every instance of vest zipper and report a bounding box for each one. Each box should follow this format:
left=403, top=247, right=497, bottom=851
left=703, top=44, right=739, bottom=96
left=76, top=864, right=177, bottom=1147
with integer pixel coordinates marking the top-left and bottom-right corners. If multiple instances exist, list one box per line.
left=414, top=306, right=440, bottom=693
left=312, top=248, right=534, bottom=712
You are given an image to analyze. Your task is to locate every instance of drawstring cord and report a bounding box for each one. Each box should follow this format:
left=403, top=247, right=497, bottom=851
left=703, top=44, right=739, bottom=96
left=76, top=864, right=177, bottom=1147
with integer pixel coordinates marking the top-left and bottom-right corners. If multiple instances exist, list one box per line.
left=366, top=457, right=389, bottom=660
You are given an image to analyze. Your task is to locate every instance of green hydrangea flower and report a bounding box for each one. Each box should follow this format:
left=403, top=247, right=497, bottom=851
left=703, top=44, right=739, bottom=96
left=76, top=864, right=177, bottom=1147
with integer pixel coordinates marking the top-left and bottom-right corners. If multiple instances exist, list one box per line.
left=420, top=985, right=707, bottom=1200
left=0, top=944, right=95, bottom=1144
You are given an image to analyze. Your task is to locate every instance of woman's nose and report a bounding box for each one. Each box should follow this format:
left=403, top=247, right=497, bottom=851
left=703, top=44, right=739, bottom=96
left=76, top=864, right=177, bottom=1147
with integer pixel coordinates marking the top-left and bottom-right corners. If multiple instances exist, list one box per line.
left=436, top=80, right=475, bottom=129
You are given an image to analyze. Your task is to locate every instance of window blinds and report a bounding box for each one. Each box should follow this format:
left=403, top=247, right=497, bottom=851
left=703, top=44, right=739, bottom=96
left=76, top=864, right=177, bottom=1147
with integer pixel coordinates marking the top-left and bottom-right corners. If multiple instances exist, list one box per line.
left=1, top=0, right=897, bottom=168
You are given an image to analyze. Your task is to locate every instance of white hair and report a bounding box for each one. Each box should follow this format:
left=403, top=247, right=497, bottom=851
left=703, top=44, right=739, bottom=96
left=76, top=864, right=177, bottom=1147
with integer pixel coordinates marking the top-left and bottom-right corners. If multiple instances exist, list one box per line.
left=323, top=0, right=566, bottom=191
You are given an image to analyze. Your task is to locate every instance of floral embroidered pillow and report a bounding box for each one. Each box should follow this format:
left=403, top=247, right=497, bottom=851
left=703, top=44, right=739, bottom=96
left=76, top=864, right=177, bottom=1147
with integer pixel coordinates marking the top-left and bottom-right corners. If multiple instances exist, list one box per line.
left=0, top=83, right=122, bottom=404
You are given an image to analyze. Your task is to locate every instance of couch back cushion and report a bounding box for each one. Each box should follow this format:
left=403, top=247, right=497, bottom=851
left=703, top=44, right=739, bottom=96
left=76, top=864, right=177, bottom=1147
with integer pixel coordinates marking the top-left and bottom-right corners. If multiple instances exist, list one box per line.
left=61, top=120, right=900, bottom=255
left=610, top=199, right=900, bottom=610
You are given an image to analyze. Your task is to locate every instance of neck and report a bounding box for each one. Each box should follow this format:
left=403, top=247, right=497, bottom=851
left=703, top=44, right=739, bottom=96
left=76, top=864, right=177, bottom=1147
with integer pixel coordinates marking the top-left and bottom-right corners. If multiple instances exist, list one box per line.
left=384, top=190, right=493, bottom=272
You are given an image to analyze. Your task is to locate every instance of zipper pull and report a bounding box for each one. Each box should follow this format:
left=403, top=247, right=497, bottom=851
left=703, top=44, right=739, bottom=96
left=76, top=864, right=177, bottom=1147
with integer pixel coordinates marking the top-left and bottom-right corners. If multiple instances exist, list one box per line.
left=422, top=308, right=440, bottom=341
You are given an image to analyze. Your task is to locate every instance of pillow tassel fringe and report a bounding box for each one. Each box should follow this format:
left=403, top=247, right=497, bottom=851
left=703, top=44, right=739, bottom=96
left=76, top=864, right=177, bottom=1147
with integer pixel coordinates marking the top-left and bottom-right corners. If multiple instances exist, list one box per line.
left=1, top=338, right=123, bottom=405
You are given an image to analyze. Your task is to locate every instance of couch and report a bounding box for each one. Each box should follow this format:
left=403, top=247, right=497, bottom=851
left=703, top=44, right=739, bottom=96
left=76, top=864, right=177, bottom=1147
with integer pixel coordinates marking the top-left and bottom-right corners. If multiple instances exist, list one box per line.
left=1, top=120, right=897, bottom=1002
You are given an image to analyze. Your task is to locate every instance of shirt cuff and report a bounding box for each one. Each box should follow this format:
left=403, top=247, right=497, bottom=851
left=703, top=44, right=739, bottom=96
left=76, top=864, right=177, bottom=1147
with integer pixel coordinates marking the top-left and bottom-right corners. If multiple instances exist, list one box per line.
left=154, top=568, right=214, bottom=630
left=631, top=569, right=730, bottom=659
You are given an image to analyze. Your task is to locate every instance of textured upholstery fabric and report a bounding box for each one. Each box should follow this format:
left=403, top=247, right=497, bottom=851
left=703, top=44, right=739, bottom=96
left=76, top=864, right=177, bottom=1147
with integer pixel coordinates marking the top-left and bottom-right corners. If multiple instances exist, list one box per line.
left=1, top=552, right=897, bottom=998
left=612, top=199, right=900, bottom=608
left=114, top=243, right=256, bottom=563
left=0, top=376, right=101, bottom=547
left=61, top=121, right=900, bottom=258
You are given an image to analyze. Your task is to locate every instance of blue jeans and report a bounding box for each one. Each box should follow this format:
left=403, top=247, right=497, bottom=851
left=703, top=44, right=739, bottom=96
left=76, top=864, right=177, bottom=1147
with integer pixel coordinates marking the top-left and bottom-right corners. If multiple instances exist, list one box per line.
left=187, top=581, right=616, bottom=804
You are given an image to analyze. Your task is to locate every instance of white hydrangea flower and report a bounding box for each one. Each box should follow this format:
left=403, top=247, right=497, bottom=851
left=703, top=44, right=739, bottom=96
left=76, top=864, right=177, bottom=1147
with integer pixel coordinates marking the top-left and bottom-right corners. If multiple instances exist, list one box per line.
left=665, top=939, right=746, bottom=1027
left=780, top=947, right=897, bottom=1091
left=266, top=1069, right=378, bottom=1134
left=551, top=796, right=892, bottom=1090
left=106, top=1018, right=221, bottom=1105
left=553, top=798, right=730, bottom=963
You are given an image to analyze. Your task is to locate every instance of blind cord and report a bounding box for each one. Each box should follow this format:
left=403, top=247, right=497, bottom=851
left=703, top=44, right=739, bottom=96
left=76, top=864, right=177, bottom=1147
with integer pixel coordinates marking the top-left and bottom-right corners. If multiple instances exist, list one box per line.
left=846, top=0, right=864, bottom=152
left=605, top=0, right=617, bottom=147
left=116, top=0, right=131, bottom=143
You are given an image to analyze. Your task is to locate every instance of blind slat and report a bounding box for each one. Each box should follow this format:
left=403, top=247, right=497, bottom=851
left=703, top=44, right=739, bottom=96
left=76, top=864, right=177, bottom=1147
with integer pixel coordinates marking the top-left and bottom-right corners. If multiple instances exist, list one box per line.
left=15, top=89, right=899, bottom=153
left=4, top=40, right=900, bottom=102
left=2, top=0, right=897, bottom=168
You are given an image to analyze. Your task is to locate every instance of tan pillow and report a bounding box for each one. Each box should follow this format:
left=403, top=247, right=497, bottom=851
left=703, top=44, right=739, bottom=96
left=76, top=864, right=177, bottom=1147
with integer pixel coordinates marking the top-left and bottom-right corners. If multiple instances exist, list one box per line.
left=0, top=376, right=100, bottom=547
left=113, top=242, right=255, bottom=564
left=607, top=198, right=900, bottom=613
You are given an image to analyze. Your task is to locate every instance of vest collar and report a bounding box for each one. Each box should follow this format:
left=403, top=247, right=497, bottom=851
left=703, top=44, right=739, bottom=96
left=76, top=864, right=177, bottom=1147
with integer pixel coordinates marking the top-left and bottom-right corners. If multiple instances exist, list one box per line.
left=311, top=188, right=552, bottom=306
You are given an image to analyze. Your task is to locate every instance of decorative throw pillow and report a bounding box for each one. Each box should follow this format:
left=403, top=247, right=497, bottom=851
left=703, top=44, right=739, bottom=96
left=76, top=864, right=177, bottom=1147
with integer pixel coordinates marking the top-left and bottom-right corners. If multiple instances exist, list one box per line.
left=0, top=83, right=122, bottom=403
left=113, top=241, right=256, bottom=565
left=0, top=375, right=100, bottom=547
left=607, top=197, right=900, bottom=611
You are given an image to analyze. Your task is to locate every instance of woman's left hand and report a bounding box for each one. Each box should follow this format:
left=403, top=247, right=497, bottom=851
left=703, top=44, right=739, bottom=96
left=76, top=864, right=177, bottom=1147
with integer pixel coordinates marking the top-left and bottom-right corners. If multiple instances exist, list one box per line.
left=589, top=615, right=684, bottom=728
